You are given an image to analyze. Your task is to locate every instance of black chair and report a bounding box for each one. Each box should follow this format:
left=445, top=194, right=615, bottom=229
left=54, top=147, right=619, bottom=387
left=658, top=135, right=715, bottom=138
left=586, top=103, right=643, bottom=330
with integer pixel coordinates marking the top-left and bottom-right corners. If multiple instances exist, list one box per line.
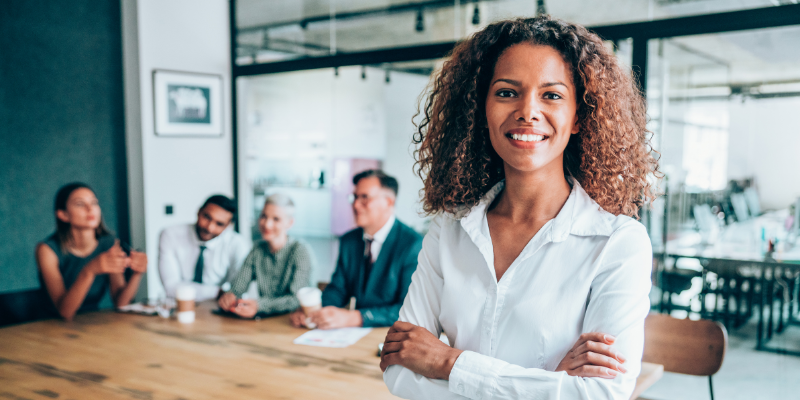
left=0, top=288, right=52, bottom=327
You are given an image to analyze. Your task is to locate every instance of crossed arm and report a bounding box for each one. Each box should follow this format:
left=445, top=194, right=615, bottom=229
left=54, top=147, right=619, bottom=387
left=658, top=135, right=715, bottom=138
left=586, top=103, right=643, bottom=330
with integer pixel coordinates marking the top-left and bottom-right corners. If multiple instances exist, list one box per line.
left=380, top=219, right=652, bottom=400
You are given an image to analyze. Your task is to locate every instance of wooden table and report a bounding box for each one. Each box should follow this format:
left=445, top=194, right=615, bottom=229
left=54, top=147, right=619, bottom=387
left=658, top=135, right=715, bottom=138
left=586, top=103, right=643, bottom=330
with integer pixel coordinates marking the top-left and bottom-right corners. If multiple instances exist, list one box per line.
left=0, top=302, right=394, bottom=400
left=630, top=362, right=664, bottom=399
left=0, top=302, right=665, bottom=400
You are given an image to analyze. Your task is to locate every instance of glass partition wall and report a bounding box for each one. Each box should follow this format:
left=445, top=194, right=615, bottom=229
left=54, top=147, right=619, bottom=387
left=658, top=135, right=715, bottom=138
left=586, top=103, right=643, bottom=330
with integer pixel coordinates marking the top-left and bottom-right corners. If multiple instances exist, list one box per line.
left=646, top=25, right=800, bottom=317
left=648, top=25, right=800, bottom=240
left=232, top=0, right=800, bottom=288
left=237, top=63, right=435, bottom=282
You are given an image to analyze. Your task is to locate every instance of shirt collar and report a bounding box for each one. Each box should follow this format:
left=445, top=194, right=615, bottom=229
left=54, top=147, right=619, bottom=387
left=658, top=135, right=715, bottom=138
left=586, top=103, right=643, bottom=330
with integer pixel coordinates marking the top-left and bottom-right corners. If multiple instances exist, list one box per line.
left=459, top=177, right=613, bottom=246
left=364, top=214, right=396, bottom=243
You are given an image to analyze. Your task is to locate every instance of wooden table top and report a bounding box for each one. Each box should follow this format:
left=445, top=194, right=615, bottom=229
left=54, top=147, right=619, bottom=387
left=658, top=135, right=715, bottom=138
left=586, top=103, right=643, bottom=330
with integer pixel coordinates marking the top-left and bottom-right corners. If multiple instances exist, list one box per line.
left=0, top=302, right=394, bottom=400
left=0, top=302, right=664, bottom=400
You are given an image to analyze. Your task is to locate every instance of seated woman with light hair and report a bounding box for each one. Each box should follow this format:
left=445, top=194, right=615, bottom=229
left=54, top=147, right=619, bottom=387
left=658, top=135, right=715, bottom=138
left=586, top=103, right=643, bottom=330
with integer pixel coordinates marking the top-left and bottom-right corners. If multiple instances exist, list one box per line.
left=218, top=194, right=315, bottom=318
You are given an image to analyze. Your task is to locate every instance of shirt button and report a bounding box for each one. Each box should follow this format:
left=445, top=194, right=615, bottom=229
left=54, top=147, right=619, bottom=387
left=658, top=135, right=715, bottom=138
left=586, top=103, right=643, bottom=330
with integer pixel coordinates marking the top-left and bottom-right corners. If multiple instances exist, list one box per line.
left=457, top=384, right=464, bottom=393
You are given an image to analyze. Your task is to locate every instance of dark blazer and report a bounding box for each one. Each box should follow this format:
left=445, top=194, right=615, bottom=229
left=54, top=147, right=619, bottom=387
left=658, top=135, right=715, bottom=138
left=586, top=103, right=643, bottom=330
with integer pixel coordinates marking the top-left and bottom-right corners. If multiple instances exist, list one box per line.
left=322, top=219, right=423, bottom=327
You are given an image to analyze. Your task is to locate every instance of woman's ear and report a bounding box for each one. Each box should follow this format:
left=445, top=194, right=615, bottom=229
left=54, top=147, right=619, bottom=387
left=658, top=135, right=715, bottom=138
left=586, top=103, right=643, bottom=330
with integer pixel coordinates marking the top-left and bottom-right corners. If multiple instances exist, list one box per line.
left=571, top=119, right=580, bottom=135
left=286, top=217, right=295, bottom=230
left=56, top=209, right=70, bottom=223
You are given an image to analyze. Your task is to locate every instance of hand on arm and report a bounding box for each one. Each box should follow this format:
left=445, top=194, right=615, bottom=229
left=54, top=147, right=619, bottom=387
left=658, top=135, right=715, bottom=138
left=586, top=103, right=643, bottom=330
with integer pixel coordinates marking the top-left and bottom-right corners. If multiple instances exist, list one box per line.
left=555, top=332, right=627, bottom=378
left=380, top=321, right=462, bottom=380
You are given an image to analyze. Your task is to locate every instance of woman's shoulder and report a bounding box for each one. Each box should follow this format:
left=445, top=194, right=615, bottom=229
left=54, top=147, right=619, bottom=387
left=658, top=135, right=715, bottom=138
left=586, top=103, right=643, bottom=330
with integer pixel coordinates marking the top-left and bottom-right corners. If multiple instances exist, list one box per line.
left=288, top=237, right=312, bottom=252
left=39, top=233, right=60, bottom=254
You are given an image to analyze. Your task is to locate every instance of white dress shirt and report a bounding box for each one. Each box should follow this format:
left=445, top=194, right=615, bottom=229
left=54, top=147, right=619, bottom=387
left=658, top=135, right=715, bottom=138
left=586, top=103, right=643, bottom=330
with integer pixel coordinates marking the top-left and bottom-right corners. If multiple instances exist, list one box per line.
left=364, top=214, right=396, bottom=262
left=158, top=224, right=251, bottom=302
left=384, top=179, right=652, bottom=400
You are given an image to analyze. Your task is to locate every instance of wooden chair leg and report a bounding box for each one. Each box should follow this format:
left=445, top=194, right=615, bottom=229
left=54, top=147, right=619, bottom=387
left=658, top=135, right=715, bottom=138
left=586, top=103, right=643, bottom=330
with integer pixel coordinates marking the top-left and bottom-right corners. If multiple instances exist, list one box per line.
left=708, top=375, right=714, bottom=400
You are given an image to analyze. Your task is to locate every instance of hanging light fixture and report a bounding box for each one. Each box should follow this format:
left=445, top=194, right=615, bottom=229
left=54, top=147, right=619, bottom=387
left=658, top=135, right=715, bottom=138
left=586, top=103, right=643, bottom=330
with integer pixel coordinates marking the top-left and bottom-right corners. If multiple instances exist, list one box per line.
left=472, top=1, right=480, bottom=25
left=536, top=0, right=546, bottom=16
left=415, top=8, right=425, bottom=32
left=385, top=69, right=391, bottom=84
left=361, top=65, right=367, bottom=80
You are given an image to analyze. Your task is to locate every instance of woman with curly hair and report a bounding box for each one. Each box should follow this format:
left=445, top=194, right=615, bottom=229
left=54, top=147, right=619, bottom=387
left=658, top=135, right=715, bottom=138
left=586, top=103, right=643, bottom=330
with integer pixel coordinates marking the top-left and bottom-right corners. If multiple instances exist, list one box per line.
left=380, top=15, right=659, bottom=399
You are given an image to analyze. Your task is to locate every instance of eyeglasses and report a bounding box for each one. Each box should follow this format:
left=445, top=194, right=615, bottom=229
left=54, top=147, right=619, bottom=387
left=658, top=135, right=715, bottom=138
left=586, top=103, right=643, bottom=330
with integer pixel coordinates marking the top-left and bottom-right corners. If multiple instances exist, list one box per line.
left=348, top=193, right=381, bottom=205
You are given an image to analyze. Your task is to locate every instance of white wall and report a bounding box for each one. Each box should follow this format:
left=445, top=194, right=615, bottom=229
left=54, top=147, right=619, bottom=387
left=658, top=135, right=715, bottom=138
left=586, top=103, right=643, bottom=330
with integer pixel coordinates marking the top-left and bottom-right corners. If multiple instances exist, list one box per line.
left=728, top=97, right=800, bottom=210
left=122, top=0, right=234, bottom=299
left=383, top=71, right=430, bottom=233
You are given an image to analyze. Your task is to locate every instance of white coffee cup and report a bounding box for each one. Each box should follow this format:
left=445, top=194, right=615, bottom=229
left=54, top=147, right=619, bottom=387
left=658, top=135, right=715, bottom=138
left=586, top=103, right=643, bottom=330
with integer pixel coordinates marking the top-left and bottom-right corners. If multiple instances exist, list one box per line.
left=175, top=284, right=196, bottom=324
left=297, top=287, right=322, bottom=329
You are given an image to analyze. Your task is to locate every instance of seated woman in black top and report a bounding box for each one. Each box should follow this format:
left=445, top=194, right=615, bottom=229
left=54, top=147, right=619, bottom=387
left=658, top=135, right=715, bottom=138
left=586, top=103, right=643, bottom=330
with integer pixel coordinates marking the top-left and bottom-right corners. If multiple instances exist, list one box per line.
left=35, top=182, right=147, bottom=321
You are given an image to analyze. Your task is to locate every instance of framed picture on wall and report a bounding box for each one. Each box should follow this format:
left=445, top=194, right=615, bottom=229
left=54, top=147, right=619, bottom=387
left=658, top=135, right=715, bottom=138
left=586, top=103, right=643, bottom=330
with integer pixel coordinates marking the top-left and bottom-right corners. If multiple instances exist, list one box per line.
left=153, top=70, right=223, bottom=137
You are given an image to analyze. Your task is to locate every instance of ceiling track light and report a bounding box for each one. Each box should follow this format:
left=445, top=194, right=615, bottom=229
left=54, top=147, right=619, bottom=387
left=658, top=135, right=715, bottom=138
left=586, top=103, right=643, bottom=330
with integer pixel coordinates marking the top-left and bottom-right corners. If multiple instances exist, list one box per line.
left=472, top=2, right=480, bottom=25
left=536, top=0, right=546, bottom=16
left=415, top=8, right=425, bottom=32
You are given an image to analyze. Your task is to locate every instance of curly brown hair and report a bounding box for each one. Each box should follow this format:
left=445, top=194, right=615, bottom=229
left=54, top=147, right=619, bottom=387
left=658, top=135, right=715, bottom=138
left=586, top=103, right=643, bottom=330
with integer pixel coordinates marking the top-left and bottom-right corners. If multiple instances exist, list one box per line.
left=414, top=15, right=660, bottom=218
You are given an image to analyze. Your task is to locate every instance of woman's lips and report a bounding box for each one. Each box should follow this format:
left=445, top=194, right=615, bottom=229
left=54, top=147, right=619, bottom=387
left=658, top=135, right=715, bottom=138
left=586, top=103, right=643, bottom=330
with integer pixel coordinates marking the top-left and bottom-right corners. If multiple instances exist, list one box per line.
left=505, top=128, right=550, bottom=149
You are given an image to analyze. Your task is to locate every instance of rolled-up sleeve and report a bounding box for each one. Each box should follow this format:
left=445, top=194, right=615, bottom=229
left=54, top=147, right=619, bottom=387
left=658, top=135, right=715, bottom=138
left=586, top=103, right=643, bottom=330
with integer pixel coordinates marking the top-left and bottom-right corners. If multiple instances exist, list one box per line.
left=386, top=219, right=652, bottom=400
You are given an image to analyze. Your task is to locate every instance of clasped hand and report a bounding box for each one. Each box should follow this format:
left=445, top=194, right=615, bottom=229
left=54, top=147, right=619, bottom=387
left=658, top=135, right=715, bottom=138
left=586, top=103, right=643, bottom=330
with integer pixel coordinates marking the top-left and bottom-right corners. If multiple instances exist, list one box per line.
left=218, top=292, right=258, bottom=318
left=88, top=240, right=147, bottom=276
left=380, top=322, right=627, bottom=381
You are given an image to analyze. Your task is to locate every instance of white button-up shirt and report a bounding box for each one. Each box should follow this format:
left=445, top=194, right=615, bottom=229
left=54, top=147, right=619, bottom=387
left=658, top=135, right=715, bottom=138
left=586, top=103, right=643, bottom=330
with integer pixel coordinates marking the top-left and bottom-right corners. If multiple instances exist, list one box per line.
left=384, top=179, right=652, bottom=400
left=364, top=214, right=396, bottom=262
left=158, top=224, right=251, bottom=302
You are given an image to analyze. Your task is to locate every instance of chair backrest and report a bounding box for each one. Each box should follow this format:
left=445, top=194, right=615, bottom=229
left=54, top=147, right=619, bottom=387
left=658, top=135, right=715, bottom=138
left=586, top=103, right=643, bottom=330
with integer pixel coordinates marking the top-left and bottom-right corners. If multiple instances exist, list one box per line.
left=642, top=313, right=727, bottom=376
left=0, top=288, right=52, bottom=327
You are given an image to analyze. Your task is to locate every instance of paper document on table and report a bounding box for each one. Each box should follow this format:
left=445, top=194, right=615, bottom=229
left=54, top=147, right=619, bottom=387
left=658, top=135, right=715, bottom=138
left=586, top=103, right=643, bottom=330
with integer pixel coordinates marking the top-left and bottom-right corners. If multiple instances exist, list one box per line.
left=293, top=327, right=372, bottom=348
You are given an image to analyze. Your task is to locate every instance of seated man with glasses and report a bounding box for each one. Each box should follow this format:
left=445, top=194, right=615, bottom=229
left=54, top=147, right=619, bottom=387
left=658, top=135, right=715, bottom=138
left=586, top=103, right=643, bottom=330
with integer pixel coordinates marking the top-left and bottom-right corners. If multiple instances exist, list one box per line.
left=290, top=169, right=423, bottom=329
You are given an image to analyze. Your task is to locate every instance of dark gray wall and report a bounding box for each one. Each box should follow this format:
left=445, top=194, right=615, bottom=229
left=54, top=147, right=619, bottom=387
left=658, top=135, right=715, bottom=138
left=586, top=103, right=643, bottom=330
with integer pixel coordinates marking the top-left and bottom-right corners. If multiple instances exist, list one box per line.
left=0, top=0, right=129, bottom=294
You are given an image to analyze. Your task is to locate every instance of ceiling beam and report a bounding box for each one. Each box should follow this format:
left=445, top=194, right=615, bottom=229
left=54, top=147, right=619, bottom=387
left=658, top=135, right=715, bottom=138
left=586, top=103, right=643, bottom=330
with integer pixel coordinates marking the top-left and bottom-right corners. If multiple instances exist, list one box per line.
left=234, top=4, right=800, bottom=77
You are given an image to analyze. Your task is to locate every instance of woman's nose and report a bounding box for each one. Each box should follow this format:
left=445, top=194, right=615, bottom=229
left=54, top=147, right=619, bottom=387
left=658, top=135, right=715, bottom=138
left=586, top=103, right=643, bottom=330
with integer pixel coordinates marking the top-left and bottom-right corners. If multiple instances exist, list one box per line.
left=516, top=94, right=542, bottom=122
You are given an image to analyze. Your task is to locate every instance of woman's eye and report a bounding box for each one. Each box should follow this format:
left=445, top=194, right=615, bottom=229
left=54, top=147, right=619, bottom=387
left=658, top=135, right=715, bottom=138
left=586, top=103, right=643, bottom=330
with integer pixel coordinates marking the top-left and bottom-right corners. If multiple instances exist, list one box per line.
left=544, top=92, right=563, bottom=100
left=496, top=89, right=516, bottom=98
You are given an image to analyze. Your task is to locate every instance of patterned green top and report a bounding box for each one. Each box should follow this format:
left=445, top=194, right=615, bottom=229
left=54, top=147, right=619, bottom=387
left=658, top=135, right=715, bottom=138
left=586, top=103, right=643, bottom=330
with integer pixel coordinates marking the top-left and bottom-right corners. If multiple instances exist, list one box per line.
left=228, top=237, right=315, bottom=315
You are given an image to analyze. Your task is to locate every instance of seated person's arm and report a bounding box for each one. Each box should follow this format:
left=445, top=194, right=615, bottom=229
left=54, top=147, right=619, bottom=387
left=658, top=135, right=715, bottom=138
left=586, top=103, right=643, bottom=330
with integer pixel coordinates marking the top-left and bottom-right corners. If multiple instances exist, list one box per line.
left=218, top=250, right=256, bottom=311
left=382, top=219, right=651, bottom=400
left=308, top=246, right=362, bottom=329
left=36, top=241, right=126, bottom=321
left=356, top=238, right=421, bottom=328
left=221, top=236, right=253, bottom=294
left=321, top=247, right=350, bottom=308
left=252, top=244, right=314, bottom=315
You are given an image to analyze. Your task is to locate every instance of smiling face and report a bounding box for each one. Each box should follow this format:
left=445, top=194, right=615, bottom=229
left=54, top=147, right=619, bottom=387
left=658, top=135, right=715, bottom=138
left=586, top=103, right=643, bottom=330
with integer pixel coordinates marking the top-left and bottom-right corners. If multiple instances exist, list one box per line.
left=258, top=203, right=293, bottom=243
left=485, top=43, right=579, bottom=176
left=196, top=203, right=233, bottom=242
left=56, top=188, right=102, bottom=230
